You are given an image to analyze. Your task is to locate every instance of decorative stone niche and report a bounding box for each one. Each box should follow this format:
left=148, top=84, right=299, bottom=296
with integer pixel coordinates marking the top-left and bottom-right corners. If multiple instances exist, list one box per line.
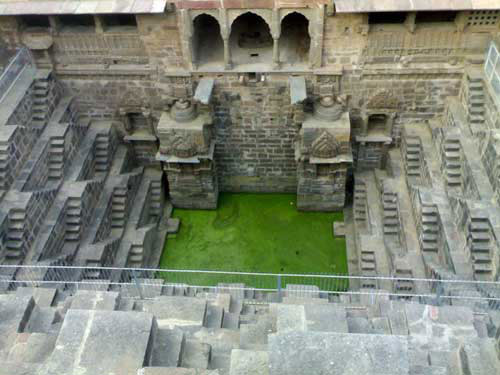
left=121, top=108, right=158, bottom=166
left=356, top=90, right=400, bottom=170
left=157, top=99, right=218, bottom=209
left=295, top=95, right=353, bottom=211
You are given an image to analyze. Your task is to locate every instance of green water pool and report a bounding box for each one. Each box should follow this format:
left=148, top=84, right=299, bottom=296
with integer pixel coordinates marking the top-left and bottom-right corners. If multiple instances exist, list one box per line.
left=159, top=193, right=348, bottom=283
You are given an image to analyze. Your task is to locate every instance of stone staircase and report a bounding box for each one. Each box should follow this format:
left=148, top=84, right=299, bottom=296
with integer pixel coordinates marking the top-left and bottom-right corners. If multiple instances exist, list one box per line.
left=360, top=250, right=376, bottom=276
left=467, top=216, right=493, bottom=279
left=65, top=196, right=82, bottom=242
left=0, top=140, right=10, bottom=192
left=48, top=136, right=65, bottom=180
left=382, top=187, right=399, bottom=236
left=94, top=132, right=113, bottom=173
left=5, top=208, right=25, bottom=260
left=353, top=179, right=368, bottom=226
left=442, top=137, right=462, bottom=189
left=2, top=286, right=499, bottom=375
left=402, top=136, right=422, bottom=180
left=465, top=71, right=485, bottom=126
left=149, top=179, right=163, bottom=220
left=112, top=185, right=128, bottom=229
left=31, top=74, right=52, bottom=128
left=419, top=205, right=439, bottom=254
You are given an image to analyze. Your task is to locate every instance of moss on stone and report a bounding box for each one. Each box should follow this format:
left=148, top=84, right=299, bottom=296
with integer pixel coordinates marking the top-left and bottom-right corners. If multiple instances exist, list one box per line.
left=159, top=193, right=348, bottom=287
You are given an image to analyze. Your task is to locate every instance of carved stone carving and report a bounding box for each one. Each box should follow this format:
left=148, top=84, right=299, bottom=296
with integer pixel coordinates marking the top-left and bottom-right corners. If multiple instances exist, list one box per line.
left=366, top=90, right=400, bottom=110
left=311, top=131, right=340, bottom=159
left=162, top=131, right=197, bottom=158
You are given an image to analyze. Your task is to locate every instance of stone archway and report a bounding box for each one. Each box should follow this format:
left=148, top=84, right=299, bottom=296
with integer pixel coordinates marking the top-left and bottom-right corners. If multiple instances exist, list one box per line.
left=229, top=12, right=273, bottom=66
left=192, top=14, right=224, bottom=68
left=279, top=12, right=310, bottom=66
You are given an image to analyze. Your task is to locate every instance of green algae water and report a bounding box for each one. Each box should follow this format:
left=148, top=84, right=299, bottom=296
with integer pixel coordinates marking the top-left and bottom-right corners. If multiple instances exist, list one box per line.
left=159, top=193, right=348, bottom=289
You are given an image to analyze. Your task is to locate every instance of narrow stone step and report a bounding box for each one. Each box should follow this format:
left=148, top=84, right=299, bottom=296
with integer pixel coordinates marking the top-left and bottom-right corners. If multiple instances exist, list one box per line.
left=204, top=305, right=224, bottom=329
left=26, top=306, right=56, bottom=333
left=180, top=339, right=211, bottom=369
left=222, top=312, right=240, bottom=330
left=151, top=328, right=185, bottom=367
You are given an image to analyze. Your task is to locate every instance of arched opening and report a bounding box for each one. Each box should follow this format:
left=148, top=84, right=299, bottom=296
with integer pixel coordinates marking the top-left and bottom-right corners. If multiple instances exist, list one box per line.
left=229, top=12, right=273, bottom=66
left=192, top=14, right=224, bottom=68
left=367, top=114, right=388, bottom=134
left=279, top=13, right=310, bottom=66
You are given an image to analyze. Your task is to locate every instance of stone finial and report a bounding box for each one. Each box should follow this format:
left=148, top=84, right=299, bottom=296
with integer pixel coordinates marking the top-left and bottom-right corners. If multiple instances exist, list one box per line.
left=314, top=95, right=345, bottom=121
left=171, top=99, right=197, bottom=123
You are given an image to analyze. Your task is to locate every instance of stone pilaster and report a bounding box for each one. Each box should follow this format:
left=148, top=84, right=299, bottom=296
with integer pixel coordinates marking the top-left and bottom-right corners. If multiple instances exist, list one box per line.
left=295, top=96, right=352, bottom=211
left=157, top=100, right=218, bottom=209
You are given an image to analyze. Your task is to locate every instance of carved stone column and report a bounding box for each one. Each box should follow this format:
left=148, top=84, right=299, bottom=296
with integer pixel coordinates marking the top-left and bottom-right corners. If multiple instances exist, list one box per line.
left=157, top=100, right=218, bottom=209
left=272, top=9, right=280, bottom=69
left=220, top=9, right=232, bottom=70
left=223, top=37, right=232, bottom=69
left=272, top=37, right=279, bottom=69
left=295, top=96, right=353, bottom=211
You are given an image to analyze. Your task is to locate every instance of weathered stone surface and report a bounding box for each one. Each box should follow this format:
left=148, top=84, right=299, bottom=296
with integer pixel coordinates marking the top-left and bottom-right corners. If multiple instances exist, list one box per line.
left=41, top=309, right=154, bottom=375
left=140, top=296, right=207, bottom=327
left=304, top=304, right=348, bottom=333
left=268, top=331, right=409, bottom=375
left=0, top=295, right=35, bottom=361
left=229, top=349, right=269, bottom=375
left=70, top=290, right=120, bottom=311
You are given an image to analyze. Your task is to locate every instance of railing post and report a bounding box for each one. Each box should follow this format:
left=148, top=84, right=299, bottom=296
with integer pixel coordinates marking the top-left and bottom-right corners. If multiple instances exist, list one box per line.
left=436, top=280, right=443, bottom=306
left=277, top=274, right=282, bottom=302
left=132, top=270, right=144, bottom=299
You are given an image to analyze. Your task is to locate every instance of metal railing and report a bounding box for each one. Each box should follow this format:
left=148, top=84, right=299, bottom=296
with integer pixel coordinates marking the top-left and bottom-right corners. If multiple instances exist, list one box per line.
left=0, top=264, right=499, bottom=308
left=0, top=47, right=35, bottom=103
left=484, top=41, right=500, bottom=105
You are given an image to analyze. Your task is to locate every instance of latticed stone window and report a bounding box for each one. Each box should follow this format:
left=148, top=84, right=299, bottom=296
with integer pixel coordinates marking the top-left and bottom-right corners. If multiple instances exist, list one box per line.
left=467, top=10, right=500, bottom=26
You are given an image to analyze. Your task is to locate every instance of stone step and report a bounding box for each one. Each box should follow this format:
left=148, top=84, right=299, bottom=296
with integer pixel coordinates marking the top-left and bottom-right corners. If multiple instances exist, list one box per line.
left=7, top=332, right=57, bottom=365
left=229, top=349, right=269, bottom=375
left=204, top=304, right=224, bottom=329
left=470, top=243, right=490, bottom=252
left=15, top=287, right=57, bottom=307
left=472, top=253, right=491, bottom=263
left=361, top=261, right=376, bottom=271
left=473, top=263, right=492, bottom=273
left=181, top=339, right=211, bottom=369
left=222, top=312, right=240, bottom=330
left=152, top=328, right=185, bottom=367
left=469, top=221, right=490, bottom=232
left=239, top=317, right=272, bottom=350
left=26, top=306, right=56, bottom=333
left=468, top=231, right=490, bottom=242
left=421, top=243, right=438, bottom=252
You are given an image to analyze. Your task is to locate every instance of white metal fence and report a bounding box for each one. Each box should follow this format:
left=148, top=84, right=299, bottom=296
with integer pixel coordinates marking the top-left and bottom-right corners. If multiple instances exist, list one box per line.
left=0, top=47, right=35, bottom=103
left=0, top=264, right=499, bottom=309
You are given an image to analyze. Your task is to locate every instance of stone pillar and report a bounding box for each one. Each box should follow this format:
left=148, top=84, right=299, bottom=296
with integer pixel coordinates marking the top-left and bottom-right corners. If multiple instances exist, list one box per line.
left=93, top=15, right=104, bottom=33
left=179, top=10, right=195, bottom=70
left=271, top=9, right=280, bottom=69
left=308, top=6, right=325, bottom=69
left=295, top=96, right=353, bottom=211
left=156, top=100, right=218, bottom=209
left=223, top=37, right=232, bottom=69
left=220, top=9, right=232, bottom=70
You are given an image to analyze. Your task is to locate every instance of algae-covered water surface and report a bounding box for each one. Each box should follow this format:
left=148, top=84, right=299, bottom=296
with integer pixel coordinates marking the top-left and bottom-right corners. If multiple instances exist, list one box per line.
left=160, top=193, right=348, bottom=278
